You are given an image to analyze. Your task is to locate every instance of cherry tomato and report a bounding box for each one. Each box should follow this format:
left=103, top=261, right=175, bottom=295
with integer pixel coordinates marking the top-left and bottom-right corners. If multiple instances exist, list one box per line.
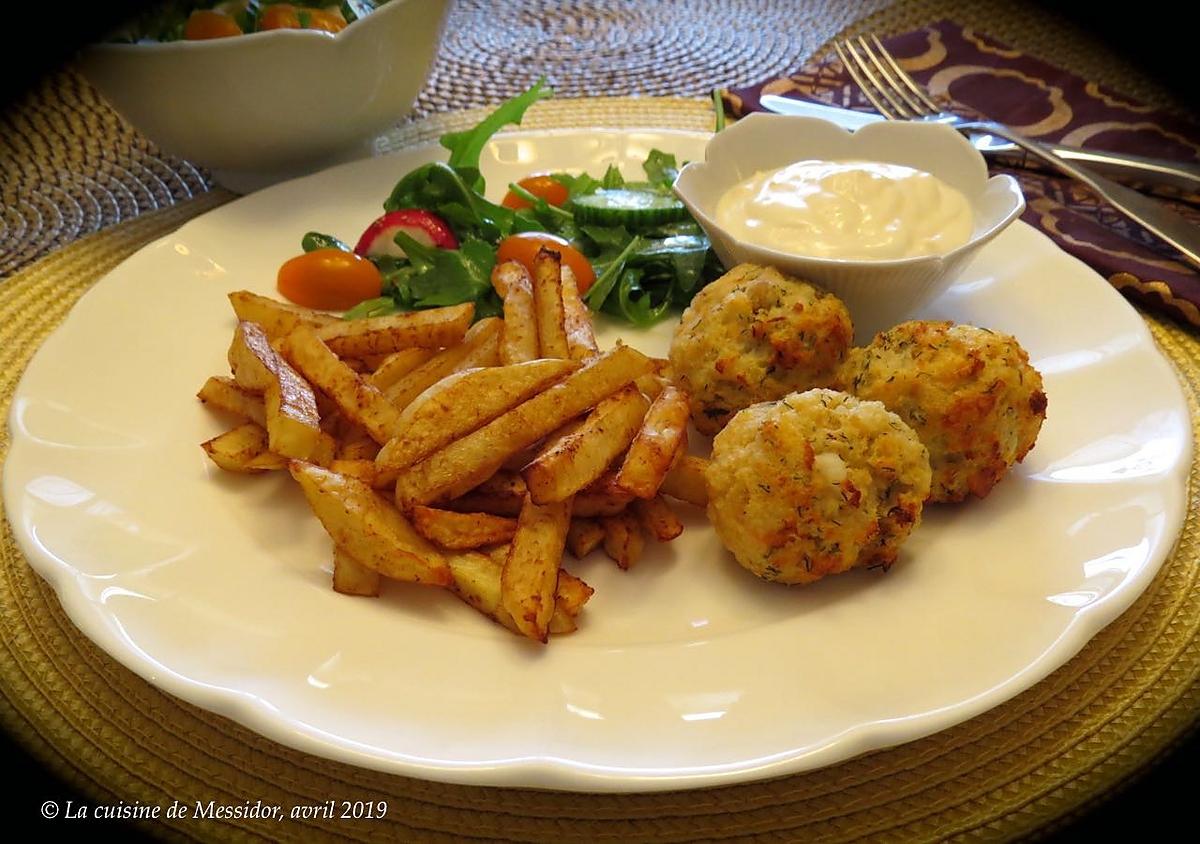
left=184, top=9, right=243, bottom=40
left=495, top=232, right=596, bottom=294
left=257, top=4, right=300, bottom=30
left=501, top=174, right=570, bottom=210
left=277, top=249, right=382, bottom=310
left=258, top=4, right=347, bottom=33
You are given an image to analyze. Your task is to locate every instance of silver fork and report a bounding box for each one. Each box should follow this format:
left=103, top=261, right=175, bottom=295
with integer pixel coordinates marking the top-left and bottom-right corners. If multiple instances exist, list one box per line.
left=836, top=35, right=1200, bottom=272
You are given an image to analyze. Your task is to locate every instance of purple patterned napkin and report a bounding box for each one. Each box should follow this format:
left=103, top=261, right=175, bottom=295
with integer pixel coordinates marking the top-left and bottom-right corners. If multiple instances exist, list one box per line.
left=724, top=21, right=1200, bottom=329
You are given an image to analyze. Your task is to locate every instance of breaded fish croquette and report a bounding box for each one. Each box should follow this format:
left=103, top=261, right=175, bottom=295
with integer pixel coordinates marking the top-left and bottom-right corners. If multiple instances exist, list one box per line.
left=669, top=264, right=853, bottom=436
left=706, top=389, right=931, bottom=585
left=839, top=320, right=1046, bottom=503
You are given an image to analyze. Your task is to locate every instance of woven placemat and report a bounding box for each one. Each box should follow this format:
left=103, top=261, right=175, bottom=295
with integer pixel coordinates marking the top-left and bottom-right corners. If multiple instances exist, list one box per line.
left=2, top=96, right=1199, bottom=841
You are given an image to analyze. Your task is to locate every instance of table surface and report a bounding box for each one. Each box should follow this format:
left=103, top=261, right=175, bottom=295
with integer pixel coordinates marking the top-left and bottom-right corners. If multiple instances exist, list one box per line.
left=2, top=1, right=1197, bottom=840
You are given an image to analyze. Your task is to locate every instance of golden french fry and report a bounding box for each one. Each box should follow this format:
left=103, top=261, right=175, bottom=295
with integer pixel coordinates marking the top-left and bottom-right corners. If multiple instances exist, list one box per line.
left=633, top=495, right=684, bottom=542
left=289, top=461, right=451, bottom=586
left=560, top=264, right=599, bottom=362
left=329, top=458, right=377, bottom=485
left=493, top=261, right=539, bottom=365
left=444, top=472, right=528, bottom=517
left=375, top=358, right=579, bottom=482
left=447, top=551, right=586, bottom=636
left=566, top=518, right=605, bottom=558
left=532, top=248, right=569, bottom=359
left=572, top=471, right=635, bottom=517
left=369, top=348, right=438, bottom=391
left=336, top=424, right=381, bottom=461
left=394, top=344, right=653, bottom=507
left=522, top=385, right=649, bottom=504
left=332, top=546, right=381, bottom=597
left=228, top=321, right=322, bottom=460
left=228, top=290, right=336, bottom=340
left=201, top=423, right=287, bottom=473
left=315, top=303, right=473, bottom=358
left=501, top=495, right=572, bottom=642
left=411, top=506, right=518, bottom=550
left=614, top=385, right=690, bottom=498
left=555, top=568, right=595, bottom=616
left=280, top=324, right=401, bottom=445
left=197, top=375, right=267, bottom=426
left=601, top=511, right=644, bottom=570
left=659, top=454, right=709, bottom=507
left=383, top=317, right=502, bottom=411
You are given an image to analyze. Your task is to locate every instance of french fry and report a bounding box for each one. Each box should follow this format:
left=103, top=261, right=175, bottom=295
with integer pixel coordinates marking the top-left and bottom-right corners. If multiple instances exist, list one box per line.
left=532, top=248, right=569, bottom=359
left=601, top=511, right=644, bottom=570
left=659, top=454, right=709, bottom=507
left=555, top=568, right=595, bottom=616
left=572, top=471, right=635, bottom=517
left=280, top=324, right=401, bottom=445
left=336, top=424, right=381, bottom=461
left=228, top=290, right=336, bottom=340
left=201, top=423, right=287, bottom=473
left=375, top=358, right=579, bottom=482
left=444, top=472, right=528, bottom=516
left=228, top=321, right=322, bottom=460
left=493, top=261, right=539, bottom=365
left=501, top=495, right=572, bottom=642
left=332, top=546, right=381, bottom=597
left=394, top=344, right=654, bottom=507
left=411, top=506, right=518, bottom=550
left=522, top=386, right=649, bottom=504
left=289, top=461, right=451, bottom=585
left=566, top=518, right=605, bottom=558
left=614, top=385, right=691, bottom=498
left=315, top=303, right=473, bottom=358
left=329, top=458, right=377, bottom=485
left=633, top=495, right=684, bottom=542
left=383, top=317, right=502, bottom=411
left=447, top=551, right=588, bottom=636
left=369, top=348, right=438, bottom=391
left=197, top=375, right=267, bottom=426
left=560, top=264, right=599, bottom=362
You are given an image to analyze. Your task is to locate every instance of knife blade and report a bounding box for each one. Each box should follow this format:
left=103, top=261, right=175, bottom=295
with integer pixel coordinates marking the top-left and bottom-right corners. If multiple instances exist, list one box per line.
left=758, top=94, right=1200, bottom=194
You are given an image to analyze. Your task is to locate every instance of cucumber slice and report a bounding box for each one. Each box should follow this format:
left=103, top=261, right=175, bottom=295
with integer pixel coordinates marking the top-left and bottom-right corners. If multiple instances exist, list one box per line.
left=573, top=189, right=689, bottom=227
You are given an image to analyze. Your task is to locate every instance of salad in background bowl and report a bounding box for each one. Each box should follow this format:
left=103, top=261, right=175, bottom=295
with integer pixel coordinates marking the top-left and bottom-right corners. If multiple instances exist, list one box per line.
left=76, top=0, right=449, bottom=189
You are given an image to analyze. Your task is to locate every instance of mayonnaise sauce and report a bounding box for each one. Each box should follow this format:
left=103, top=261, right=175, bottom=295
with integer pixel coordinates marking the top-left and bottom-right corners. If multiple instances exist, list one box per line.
left=715, top=160, right=973, bottom=260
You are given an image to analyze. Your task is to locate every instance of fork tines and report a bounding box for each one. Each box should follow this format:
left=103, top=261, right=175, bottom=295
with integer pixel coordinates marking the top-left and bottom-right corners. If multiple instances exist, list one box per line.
left=834, top=35, right=943, bottom=120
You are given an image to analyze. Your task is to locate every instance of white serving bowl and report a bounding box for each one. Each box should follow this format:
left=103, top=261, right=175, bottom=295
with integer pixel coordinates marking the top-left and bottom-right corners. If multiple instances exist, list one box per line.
left=76, top=0, right=449, bottom=190
left=673, top=113, right=1025, bottom=340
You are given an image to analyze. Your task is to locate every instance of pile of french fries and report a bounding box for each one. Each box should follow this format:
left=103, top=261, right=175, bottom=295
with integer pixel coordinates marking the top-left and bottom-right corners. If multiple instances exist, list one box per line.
left=198, top=248, right=710, bottom=642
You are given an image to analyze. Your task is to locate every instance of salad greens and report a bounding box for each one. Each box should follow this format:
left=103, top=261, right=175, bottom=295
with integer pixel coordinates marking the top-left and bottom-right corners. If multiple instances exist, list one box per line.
left=111, top=2, right=385, bottom=43
left=311, top=80, right=723, bottom=327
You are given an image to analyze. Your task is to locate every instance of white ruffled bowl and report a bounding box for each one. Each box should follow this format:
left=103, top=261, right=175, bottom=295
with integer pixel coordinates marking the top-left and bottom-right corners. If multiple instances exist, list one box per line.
left=673, top=113, right=1025, bottom=340
left=76, top=0, right=449, bottom=192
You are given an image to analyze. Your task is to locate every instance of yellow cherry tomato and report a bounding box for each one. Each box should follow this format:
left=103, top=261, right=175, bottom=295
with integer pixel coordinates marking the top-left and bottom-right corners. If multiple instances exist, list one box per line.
left=183, top=9, right=243, bottom=40
left=495, top=232, right=596, bottom=294
left=277, top=249, right=382, bottom=310
left=502, top=174, right=570, bottom=210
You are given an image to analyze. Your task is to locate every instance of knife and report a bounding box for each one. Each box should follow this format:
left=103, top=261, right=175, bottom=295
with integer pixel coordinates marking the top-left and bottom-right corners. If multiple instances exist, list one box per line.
left=759, top=94, right=1200, bottom=195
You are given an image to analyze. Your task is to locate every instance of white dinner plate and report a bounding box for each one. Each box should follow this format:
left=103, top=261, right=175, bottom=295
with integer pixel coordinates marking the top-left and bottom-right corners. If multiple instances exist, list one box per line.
left=4, top=129, right=1192, bottom=792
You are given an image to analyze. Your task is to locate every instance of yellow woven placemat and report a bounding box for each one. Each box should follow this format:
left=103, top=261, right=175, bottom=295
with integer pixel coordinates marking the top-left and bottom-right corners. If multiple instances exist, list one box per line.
left=1, top=96, right=1199, bottom=841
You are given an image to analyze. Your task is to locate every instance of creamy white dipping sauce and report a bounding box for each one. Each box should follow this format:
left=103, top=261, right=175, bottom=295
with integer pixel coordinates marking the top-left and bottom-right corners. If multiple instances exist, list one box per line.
left=715, top=159, right=973, bottom=260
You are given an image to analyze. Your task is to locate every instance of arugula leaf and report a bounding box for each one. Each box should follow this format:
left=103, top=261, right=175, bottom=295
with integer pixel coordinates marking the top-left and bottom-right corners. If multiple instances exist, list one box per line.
left=439, top=79, right=553, bottom=191
left=344, top=297, right=400, bottom=320
left=301, top=231, right=351, bottom=253
left=389, top=232, right=496, bottom=310
left=384, top=161, right=517, bottom=241
left=642, top=150, right=680, bottom=189
left=600, top=164, right=626, bottom=189
left=585, top=235, right=643, bottom=310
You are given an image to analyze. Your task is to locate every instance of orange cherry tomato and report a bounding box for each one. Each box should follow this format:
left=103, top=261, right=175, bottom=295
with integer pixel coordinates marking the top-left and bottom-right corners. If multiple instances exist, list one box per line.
left=258, top=4, right=347, bottom=33
left=184, top=9, right=243, bottom=40
left=501, top=174, right=570, bottom=210
left=258, top=4, right=301, bottom=30
left=277, top=249, right=382, bottom=310
left=495, top=232, right=596, bottom=295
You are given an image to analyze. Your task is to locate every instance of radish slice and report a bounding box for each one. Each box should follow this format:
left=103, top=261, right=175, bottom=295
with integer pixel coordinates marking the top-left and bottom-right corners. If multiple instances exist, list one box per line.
left=354, top=210, right=458, bottom=258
